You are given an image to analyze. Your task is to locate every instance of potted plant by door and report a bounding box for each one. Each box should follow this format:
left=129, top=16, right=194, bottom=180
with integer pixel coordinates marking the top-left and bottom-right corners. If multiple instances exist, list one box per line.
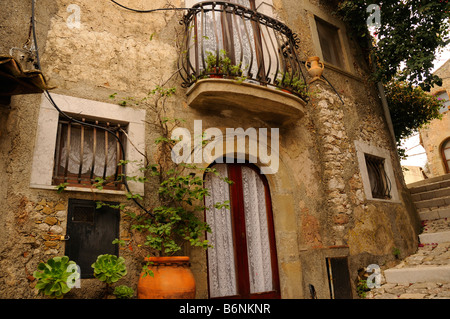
left=116, top=155, right=231, bottom=299
left=109, top=86, right=232, bottom=299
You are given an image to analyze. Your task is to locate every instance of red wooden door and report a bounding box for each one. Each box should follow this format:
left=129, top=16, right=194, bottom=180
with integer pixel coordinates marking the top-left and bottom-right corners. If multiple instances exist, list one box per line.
left=204, top=163, right=280, bottom=299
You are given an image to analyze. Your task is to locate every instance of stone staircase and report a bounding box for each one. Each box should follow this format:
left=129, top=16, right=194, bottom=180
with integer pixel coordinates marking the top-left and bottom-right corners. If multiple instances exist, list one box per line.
left=367, top=173, right=450, bottom=299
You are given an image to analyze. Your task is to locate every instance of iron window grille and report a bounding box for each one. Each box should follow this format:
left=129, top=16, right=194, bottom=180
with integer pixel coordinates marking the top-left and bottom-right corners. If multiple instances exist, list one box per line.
left=52, top=117, right=127, bottom=190
left=364, top=154, right=392, bottom=200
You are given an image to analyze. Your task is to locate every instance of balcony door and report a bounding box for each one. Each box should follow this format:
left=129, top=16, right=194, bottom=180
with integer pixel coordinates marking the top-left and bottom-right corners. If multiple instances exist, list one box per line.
left=204, top=163, right=280, bottom=299
left=193, top=0, right=265, bottom=81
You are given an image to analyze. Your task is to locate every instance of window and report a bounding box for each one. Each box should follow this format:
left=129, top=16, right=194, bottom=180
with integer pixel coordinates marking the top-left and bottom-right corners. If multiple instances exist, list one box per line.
left=354, top=141, right=399, bottom=202
left=53, top=117, right=126, bottom=190
left=204, top=162, right=280, bottom=299
left=436, top=91, right=450, bottom=114
left=30, top=93, right=146, bottom=195
left=442, top=138, right=450, bottom=174
left=315, top=17, right=345, bottom=69
left=364, top=154, right=392, bottom=200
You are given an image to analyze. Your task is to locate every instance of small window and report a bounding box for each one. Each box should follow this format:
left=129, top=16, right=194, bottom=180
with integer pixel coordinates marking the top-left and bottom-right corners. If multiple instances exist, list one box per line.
left=315, top=17, right=345, bottom=69
left=53, top=117, right=127, bottom=190
left=436, top=91, right=450, bottom=114
left=365, top=154, right=392, bottom=200
left=355, top=141, right=399, bottom=202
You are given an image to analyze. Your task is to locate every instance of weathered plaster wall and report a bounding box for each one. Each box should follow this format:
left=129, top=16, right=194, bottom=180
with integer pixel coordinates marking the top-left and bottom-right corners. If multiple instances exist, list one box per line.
left=420, top=61, right=450, bottom=177
left=0, top=0, right=420, bottom=299
left=274, top=0, right=420, bottom=297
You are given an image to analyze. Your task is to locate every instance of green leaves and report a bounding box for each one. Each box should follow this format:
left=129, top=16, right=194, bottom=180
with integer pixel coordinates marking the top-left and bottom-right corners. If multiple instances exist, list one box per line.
left=385, top=79, right=444, bottom=142
left=91, top=254, right=127, bottom=285
left=33, top=256, right=80, bottom=299
left=337, top=0, right=450, bottom=90
left=101, top=85, right=233, bottom=257
left=56, top=183, right=69, bottom=193
left=113, top=285, right=135, bottom=299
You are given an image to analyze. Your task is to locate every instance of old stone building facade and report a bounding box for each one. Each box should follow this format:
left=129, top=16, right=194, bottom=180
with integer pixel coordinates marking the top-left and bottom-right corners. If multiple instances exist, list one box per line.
left=0, top=0, right=421, bottom=299
left=420, top=60, right=450, bottom=177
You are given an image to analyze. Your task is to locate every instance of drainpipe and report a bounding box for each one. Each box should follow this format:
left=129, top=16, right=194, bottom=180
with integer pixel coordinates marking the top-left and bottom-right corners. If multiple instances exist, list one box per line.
left=377, top=81, right=397, bottom=146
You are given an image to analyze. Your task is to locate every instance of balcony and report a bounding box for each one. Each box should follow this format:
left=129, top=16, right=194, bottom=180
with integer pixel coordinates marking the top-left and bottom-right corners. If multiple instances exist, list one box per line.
left=178, top=1, right=308, bottom=125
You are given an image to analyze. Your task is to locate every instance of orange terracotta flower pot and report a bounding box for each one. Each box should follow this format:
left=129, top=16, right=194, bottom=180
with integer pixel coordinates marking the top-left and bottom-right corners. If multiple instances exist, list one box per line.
left=137, top=256, right=196, bottom=299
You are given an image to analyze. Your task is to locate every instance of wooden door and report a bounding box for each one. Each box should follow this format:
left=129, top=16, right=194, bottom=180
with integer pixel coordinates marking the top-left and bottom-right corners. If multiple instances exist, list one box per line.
left=204, top=163, right=280, bottom=299
left=65, top=199, right=119, bottom=278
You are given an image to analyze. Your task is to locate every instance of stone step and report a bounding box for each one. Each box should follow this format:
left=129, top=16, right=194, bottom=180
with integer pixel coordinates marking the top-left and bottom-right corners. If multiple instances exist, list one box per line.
left=410, top=179, right=450, bottom=195
left=384, top=265, right=450, bottom=284
left=408, top=173, right=450, bottom=190
left=414, top=196, right=450, bottom=209
left=419, top=231, right=450, bottom=244
left=411, top=186, right=450, bottom=202
left=419, top=207, right=450, bottom=221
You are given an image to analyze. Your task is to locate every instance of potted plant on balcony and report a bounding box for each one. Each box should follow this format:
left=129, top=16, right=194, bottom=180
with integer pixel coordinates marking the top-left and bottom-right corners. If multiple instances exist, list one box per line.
left=205, top=50, right=228, bottom=78
left=204, top=50, right=243, bottom=79
left=108, top=86, right=232, bottom=299
left=277, top=71, right=308, bottom=97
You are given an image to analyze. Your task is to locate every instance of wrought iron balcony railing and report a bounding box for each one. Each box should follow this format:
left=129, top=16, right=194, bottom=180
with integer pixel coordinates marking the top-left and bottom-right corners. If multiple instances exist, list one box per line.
left=178, top=1, right=308, bottom=101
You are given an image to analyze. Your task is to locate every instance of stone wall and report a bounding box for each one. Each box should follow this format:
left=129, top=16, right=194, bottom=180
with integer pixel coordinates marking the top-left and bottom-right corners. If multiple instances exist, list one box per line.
left=420, top=60, right=450, bottom=177
left=0, top=0, right=420, bottom=299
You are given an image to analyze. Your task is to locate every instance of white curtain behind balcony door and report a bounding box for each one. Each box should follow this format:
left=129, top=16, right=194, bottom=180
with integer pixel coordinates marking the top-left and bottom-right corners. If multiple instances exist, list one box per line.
left=241, top=166, right=273, bottom=294
left=204, top=164, right=237, bottom=298
left=205, top=164, right=274, bottom=298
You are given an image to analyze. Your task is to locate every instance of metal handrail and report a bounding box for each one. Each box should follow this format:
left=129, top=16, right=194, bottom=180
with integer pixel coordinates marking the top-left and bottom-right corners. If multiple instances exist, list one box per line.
left=178, top=1, right=308, bottom=101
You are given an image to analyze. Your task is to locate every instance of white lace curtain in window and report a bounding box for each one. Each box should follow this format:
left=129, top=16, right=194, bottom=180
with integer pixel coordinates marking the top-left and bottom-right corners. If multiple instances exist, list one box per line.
left=241, top=166, right=273, bottom=294
left=58, top=124, right=118, bottom=178
left=204, top=164, right=273, bottom=298
left=205, top=164, right=237, bottom=298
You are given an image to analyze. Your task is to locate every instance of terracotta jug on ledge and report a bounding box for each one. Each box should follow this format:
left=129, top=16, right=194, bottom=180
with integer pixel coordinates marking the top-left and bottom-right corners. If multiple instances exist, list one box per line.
left=305, top=56, right=325, bottom=83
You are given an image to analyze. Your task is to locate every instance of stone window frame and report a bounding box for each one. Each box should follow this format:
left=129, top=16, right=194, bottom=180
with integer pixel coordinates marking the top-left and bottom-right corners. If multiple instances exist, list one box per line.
left=435, top=89, right=450, bottom=114
left=354, top=140, right=400, bottom=203
left=305, top=3, right=356, bottom=76
left=30, top=93, right=146, bottom=196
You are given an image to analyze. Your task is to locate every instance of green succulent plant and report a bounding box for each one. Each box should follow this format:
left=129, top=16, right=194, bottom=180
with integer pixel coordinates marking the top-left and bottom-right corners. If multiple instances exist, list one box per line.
left=113, top=285, right=135, bottom=299
left=91, top=254, right=127, bottom=285
left=33, top=256, right=80, bottom=299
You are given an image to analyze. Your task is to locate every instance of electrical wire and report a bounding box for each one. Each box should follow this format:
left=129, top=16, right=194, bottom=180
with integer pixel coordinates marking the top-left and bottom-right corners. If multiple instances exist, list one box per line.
left=31, top=0, right=152, bottom=216
left=109, top=0, right=198, bottom=13
left=321, top=74, right=345, bottom=105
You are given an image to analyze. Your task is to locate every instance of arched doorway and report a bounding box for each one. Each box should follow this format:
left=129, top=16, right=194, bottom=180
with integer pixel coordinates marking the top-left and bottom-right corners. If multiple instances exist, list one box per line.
left=204, top=162, right=280, bottom=299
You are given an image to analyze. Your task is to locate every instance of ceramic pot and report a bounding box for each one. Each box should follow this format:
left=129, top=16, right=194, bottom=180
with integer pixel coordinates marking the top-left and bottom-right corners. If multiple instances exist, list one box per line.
left=137, top=256, right=196, bottom=299
left=209, top=67, right=223, bottom=78
left=305, top=56, right=325, bottom=83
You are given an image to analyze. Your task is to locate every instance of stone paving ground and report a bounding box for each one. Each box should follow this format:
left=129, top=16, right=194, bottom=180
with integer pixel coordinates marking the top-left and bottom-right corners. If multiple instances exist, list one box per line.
left=365, top=218, right=450, bottom=299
